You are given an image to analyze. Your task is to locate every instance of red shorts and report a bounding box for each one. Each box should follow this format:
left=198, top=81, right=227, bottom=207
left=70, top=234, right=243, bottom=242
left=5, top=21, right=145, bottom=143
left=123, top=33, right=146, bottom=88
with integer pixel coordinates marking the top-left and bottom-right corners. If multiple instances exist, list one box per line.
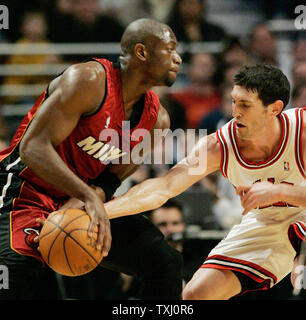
left=0, top=179, right=64, bottom=263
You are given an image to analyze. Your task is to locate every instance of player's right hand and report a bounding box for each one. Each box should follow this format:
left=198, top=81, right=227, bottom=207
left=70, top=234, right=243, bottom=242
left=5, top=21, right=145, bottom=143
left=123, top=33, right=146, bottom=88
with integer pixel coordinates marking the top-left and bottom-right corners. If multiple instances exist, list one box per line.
left=84, top=190, right=112, bottom=257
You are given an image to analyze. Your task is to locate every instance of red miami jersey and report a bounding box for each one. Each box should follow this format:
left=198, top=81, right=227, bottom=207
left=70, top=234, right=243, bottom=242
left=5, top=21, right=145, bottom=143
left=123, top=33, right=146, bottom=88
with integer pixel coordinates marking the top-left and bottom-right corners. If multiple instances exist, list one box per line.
left=0, top=58, right=160, bottom=260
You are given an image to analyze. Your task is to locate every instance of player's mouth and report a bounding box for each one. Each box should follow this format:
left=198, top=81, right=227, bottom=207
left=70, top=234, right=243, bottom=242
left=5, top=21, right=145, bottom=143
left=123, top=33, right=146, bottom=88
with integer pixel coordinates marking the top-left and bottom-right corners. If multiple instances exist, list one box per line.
left=169, top=67, right=179, bottom=74
left=235, top=121, right=246, bottom=129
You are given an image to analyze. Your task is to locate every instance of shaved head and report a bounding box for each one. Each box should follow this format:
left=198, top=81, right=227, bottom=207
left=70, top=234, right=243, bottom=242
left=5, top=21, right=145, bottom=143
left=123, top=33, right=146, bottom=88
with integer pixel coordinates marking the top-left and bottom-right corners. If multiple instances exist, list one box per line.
left=121, top=18, right=175, bottom=56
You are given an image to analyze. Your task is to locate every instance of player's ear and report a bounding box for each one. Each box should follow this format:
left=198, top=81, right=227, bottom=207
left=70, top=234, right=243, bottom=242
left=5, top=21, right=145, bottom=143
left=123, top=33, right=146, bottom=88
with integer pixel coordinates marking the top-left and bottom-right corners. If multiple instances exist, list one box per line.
left=270, top=100, right=284, bottom=116
left=134, top=43, right=147, bottom=62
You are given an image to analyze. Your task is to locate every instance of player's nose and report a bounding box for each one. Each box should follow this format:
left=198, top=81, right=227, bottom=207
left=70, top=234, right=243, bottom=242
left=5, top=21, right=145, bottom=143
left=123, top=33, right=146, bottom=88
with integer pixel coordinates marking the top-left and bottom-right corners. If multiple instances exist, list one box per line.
left=173, top=51, right=182, bottom=66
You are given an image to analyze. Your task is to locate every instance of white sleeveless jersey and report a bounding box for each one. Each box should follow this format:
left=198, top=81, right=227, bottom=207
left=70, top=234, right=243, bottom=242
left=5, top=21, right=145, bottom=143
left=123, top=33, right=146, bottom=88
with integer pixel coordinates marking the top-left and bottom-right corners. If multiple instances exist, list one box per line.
left=201, top=108, right=305, bottom=292
left=216, top=107, right=305, bottom=221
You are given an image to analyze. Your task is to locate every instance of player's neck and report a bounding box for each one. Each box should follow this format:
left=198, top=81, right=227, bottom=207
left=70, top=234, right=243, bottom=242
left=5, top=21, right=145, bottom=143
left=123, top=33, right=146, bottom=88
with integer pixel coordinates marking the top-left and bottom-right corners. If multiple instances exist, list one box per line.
left=120, top=66, right=154, bottom=115
left=238, top=116, right=282, bottom=159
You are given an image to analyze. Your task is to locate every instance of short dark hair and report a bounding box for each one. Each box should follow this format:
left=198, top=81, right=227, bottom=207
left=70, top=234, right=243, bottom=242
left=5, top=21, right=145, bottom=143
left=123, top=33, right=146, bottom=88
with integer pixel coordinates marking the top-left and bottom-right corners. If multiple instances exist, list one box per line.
left=233, top=64, right=290, bottom=107
left=160, top=199, right=183, bottom=212
left=148, top=199, right=184, bottom=220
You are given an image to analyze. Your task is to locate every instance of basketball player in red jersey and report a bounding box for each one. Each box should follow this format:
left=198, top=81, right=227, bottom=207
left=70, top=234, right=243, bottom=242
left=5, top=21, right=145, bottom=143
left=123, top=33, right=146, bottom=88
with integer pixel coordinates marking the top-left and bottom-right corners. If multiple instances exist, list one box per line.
left=0, top=18, right=182, bottom=299
left=103, top=64, right=305, bottom=299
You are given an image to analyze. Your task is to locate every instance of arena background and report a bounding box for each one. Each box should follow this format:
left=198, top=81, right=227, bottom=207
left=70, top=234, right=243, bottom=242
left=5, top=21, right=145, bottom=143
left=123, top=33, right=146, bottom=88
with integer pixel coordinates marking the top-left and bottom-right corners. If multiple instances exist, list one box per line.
left=0, top=0, right=305, bottom=300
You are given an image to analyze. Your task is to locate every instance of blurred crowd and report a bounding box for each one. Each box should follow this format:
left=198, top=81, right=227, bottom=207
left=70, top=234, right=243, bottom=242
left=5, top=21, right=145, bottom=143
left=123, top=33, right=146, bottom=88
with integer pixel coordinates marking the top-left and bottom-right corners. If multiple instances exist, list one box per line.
left=0, top=0, right=305, bottom=300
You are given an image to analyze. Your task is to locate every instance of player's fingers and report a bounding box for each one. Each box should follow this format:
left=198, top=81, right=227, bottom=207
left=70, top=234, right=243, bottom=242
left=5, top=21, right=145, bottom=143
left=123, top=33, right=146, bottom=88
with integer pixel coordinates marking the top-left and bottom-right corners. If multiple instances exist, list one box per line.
left=101, top=221, right=111, bottom=257
left=236, top=185, right=251, bottom=196
left=240, top=190, right=252, bottom=208
left=242, top=198, right=258, bottom=215
left=88, top=217, right=97, bottom=238
left=36, top=218, right=45, bottom=226
left=97, top=218, right=111, bottom=256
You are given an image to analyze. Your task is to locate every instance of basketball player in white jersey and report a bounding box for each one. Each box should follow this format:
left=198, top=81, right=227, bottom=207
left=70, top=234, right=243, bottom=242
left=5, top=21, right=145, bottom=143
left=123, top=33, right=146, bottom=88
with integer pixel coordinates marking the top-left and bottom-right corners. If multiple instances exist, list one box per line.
left=62, top=64, right=305, bottom=299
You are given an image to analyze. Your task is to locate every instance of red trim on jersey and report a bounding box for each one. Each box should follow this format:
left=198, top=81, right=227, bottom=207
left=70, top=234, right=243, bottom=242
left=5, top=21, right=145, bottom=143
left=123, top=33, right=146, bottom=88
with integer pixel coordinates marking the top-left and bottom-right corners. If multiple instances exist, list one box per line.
left=201, top=254, right=277, bottom=295
left=291, top=221, right=306, bottom=241
left=295, top=108, right=306, bottom=178
left=216, top=129, right=228, bottom=177
left=229, top=114, right=289, bottom=169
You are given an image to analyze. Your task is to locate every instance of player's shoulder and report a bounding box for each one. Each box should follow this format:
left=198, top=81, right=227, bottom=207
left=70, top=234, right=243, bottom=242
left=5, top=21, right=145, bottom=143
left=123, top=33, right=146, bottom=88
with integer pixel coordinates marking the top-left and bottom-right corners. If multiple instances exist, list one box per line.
left=59, top=61, right=106, bottom=92
left=207, top=132, right=222, bottom=154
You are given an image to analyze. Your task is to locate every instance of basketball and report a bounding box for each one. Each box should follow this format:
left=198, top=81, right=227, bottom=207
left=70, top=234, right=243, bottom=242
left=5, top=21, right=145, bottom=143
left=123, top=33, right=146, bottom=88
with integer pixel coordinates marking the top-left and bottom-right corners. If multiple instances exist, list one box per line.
left=39, top=208, right=103, bottom=276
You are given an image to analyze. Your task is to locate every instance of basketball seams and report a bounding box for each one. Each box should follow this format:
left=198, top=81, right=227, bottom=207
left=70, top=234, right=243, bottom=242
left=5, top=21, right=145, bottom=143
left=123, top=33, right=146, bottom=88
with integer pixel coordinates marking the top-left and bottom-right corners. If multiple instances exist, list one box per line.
left=64, top=229, right=100, bottom=265
left=63, top=235, right=75, bottom=276
left=39, top=210, right=66, bottom=241
left=43, top=209, right=86, bottom=264
left=40, top=209, right=102, bottom=276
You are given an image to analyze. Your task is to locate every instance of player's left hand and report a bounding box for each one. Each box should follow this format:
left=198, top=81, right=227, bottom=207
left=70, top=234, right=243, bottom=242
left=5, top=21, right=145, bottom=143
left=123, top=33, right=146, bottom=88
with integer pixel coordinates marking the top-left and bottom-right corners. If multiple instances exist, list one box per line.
left=236, top=181, right=280, bottom=215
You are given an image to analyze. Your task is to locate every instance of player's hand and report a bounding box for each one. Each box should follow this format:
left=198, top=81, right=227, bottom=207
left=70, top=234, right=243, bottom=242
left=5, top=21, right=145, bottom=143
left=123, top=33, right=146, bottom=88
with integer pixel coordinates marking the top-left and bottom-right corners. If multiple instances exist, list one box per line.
left=236, top=181, right=280, bottom=215
left=84, top=190, right=112, bottom=257
left=60, top=185, right=106, bottom=210
left=34, top=217, right=46, bottom=251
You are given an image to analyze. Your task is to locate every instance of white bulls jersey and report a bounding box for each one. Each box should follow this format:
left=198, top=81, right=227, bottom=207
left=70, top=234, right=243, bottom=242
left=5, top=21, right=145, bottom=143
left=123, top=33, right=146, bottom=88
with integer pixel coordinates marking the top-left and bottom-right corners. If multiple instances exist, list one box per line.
left=217, top=107, right=306, bottom=221
left=202, top=107, right=306, bottom=295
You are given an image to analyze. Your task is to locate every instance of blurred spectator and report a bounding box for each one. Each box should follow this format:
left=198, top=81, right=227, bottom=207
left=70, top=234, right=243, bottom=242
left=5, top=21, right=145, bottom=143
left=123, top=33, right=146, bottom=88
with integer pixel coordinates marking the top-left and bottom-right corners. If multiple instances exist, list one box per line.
left=1, top=0, right=41, bottom=42
left=169, top=52, right=221, bottom=128
left=222, top=64, right=242, bottom=87
left=46, top=0, right=74, bottom=42
left=49, top=0, right=124, bottom=44
left=100, top=0, right=176, bottom=25
left=199, top=85, right=233, bottom=135
left=150, top=200, right=186, bottom=253
left=292, top=61, right=306, bottom=87
left=167, top=0, right=227, bottom=43
left=3, top=10, right=61, bottom=104
left=292, top=37, right=306, bottom=63
left=291, top=82, right=306, bottom=108
left=56, top=0, right=73, bottom=14
left=150, top=200, right=192, bottom=284
left=248, top=23, right=278, bottom=66
left=0, top=138, right=9, bottom=152
left=222, top=37, right=251, bottom=68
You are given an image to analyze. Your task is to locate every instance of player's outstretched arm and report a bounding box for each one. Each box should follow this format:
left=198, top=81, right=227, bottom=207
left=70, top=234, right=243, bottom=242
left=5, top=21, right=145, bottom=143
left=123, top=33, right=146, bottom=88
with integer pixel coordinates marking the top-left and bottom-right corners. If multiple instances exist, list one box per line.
left=104, top=133, right=221, bottom=219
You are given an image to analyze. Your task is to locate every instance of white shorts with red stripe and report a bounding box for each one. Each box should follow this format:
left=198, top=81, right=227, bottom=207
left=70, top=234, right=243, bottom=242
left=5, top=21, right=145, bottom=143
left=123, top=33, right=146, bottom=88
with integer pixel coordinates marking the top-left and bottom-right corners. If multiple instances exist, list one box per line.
left=201, top=210, right=306, bottom=295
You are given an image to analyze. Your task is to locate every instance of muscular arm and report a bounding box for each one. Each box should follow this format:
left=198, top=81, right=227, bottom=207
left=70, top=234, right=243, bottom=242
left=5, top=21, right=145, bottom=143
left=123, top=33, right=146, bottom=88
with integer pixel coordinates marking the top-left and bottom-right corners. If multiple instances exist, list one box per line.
left=20, top=61, right=105, bottom=201
left=104, top=133, right=221, bottom=219
left=20, top=61, right=112, bottom=254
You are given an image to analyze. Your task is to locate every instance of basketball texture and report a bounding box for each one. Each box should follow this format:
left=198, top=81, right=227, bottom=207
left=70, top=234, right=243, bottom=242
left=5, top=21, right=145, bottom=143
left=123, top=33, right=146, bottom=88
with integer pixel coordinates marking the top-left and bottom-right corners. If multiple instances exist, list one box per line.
left=39, top=208, right=103, bottom=276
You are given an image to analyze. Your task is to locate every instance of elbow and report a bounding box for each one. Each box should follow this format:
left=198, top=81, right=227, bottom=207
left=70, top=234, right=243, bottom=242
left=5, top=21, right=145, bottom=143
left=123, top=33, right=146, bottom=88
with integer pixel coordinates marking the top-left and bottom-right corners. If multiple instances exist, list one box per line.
left=19, top=139, right=29, bottom=164
left=19, top=137, right=36, bottom=166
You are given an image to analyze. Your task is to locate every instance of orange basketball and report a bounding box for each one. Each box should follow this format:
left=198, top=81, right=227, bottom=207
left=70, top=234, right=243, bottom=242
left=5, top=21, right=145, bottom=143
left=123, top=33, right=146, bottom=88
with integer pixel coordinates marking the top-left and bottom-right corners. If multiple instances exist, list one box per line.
left=39, top=208, right=103, bottom=276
